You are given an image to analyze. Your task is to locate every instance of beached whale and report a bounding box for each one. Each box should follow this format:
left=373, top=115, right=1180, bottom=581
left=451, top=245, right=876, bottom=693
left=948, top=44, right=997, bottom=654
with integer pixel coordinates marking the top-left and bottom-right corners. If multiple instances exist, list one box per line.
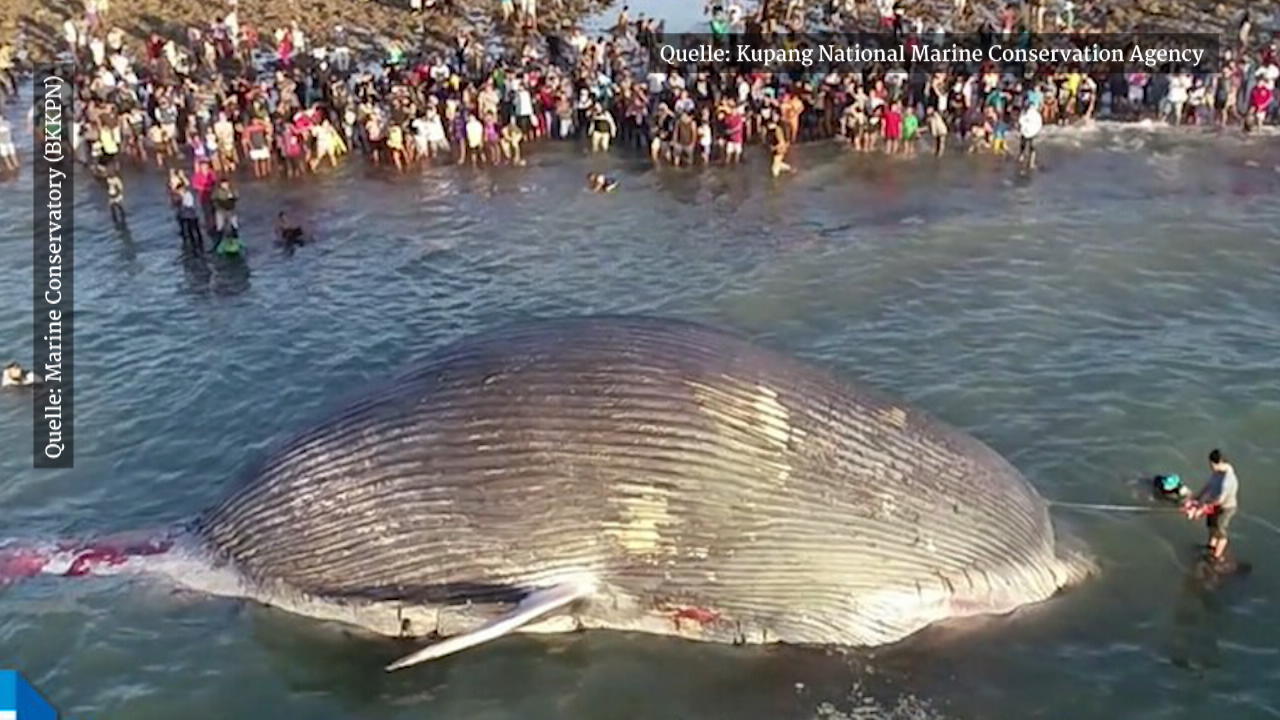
left=0, top=316, right=1095, bottom=671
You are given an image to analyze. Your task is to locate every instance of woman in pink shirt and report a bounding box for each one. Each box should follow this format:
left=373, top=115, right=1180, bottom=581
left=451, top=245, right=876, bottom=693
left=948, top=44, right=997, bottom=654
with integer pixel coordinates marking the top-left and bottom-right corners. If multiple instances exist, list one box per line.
left=190, top=160, right=217, bottom=228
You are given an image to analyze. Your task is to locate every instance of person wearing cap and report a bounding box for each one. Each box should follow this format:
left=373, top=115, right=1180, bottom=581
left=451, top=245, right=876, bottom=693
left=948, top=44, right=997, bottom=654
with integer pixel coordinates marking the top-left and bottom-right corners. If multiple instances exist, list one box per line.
left=1153, top=474, right=1191, bottom=503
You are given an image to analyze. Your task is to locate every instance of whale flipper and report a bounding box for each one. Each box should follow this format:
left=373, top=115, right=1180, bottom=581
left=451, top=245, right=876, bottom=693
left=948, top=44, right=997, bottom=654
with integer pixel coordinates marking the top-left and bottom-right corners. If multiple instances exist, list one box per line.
left=385, top=576, right=595, bottom=671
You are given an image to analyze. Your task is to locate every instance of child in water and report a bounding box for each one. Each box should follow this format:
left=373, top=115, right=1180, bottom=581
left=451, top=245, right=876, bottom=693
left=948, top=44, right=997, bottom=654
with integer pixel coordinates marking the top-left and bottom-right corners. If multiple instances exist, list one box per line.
left=586, top=172, right=618, bottom=192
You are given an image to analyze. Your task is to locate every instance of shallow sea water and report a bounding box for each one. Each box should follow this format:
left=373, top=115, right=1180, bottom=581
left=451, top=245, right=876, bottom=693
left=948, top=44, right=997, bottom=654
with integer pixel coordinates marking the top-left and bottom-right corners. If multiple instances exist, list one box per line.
left=1, top=87, right=1278, bottom=720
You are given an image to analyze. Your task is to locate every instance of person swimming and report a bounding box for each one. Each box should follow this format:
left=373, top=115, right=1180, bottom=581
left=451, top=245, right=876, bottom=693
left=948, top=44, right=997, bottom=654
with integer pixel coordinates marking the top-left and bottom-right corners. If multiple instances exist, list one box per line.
left=586, top=172, right=618, bottom=192
left=276, top=211, right=305, bottom=248
left=2, top=361, right=41, bottom=387
left=1153, top=474, right=1192, bottom=502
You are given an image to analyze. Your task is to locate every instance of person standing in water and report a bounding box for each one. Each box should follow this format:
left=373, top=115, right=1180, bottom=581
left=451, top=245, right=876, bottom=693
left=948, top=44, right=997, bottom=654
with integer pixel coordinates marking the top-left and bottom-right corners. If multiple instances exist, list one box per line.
left=211, top=178, right=239, bottom=236
left=1017, top=103, right=1042, bottom=171
left=1186, top=449, right=1240, bottom=562
left=927, top=107, right=948, bottom=157
left=0, top=115, right=18, bottom=171
left=105, top=173, right=126, bottom=225
left=589, top=104, right=617, bottom=153
left=766, top=119, right=792, bottom=177
left=175, top=179, right=203, bottom=253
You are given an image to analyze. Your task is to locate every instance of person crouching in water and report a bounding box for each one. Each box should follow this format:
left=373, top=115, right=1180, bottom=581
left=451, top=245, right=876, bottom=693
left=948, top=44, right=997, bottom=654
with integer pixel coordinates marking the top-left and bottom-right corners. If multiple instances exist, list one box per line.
left=2, top=361, right=41, bottom=387
left=1153, top=474, right=1193, bottom=506
left=586, top=172, right=617, bottom=192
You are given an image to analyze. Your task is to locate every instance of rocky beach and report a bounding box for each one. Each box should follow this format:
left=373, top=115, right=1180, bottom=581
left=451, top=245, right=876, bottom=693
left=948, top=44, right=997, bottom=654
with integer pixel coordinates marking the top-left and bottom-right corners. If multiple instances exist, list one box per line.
left=1, top=0, right=1265, bottom=64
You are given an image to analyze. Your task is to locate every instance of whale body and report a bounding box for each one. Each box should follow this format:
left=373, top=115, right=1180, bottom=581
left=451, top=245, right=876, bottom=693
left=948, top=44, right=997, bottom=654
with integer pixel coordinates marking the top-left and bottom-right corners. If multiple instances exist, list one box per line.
left=181, top=316, right=1095, bottom=669
left=0, top=316, right=1094, bottom=670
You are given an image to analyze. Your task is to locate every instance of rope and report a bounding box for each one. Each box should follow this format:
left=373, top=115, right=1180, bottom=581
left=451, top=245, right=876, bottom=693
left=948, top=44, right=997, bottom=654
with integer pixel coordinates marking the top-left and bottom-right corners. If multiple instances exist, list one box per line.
left=1241, top=513, right=1280, bottom=538
left=1049, top=500, right=1280, bottom=539
left=1048, top=501, right=1179, bottom=513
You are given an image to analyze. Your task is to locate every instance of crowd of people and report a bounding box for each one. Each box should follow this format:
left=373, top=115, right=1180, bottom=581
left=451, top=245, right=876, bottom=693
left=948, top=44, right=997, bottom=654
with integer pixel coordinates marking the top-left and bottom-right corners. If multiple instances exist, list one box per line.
left=1, top=0, right=1277, bottom=249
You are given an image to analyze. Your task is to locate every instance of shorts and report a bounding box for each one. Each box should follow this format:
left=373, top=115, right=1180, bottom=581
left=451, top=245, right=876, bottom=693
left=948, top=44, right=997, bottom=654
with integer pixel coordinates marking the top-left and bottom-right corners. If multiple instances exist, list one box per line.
left=725, top=140, right=742, bottom=154
left=1207, top=506, right=1235, bottom=540
left=250, top=147, right=269, bottom=161
left=0, top=142, right=14, bottom=158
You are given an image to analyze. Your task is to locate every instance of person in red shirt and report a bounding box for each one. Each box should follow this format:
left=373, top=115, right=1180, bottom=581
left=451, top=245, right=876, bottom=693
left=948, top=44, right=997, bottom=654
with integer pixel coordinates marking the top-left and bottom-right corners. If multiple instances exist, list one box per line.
left=882, top=101, right=903, bottom=154
left=280, top=122, right=306, bottom=177
left=1248, top=83, right=1273, bottom=132
left=146, top=33, right=164, bottom=65
left=537, top=85, right=556, bottom=140
left=278, top=32, right=293, bottom=68
left=723, top=102, right=745, bottom=164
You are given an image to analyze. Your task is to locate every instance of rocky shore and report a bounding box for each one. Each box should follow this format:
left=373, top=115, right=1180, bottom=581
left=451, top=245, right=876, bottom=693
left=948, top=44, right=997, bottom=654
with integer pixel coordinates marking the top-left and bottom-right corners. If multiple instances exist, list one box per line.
left=4, top=0, right=607, bottom=62
left=0, top=0, right=1260, bottom=64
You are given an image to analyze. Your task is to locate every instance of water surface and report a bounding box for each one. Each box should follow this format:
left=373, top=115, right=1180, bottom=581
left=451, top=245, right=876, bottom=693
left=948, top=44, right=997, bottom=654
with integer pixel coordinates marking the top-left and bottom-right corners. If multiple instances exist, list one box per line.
left=1, top=106, right=1278, bottom=719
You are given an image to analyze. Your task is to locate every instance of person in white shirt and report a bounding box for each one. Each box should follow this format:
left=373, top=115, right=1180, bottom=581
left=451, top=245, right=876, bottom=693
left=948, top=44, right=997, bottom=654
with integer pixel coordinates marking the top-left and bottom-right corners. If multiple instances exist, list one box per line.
left=1166, top=73, right=1190, bottom=125
left=1017, top=104, right=1042, bottom=170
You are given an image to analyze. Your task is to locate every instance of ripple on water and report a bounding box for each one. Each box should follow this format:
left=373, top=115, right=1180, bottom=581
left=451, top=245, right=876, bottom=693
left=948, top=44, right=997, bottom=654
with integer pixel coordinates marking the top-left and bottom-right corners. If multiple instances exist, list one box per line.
left=0, top=113, right=1278, bottom=719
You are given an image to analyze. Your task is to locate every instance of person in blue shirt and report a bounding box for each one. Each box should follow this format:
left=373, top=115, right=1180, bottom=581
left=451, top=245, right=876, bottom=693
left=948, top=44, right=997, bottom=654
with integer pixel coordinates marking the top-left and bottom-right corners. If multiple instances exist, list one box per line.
left=1024, top=83, right=1045, bottom=111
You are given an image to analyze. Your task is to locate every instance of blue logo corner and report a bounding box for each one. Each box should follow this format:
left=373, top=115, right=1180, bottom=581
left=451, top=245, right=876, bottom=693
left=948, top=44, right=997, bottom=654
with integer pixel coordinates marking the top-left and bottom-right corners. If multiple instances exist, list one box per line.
left=1, top=670, right=59, bottom=720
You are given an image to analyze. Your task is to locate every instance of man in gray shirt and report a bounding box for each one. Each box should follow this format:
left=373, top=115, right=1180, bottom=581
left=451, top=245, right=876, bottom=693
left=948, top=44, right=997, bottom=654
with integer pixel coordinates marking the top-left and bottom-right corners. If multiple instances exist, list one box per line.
left=1191, top=449, right=1240, bottom=561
